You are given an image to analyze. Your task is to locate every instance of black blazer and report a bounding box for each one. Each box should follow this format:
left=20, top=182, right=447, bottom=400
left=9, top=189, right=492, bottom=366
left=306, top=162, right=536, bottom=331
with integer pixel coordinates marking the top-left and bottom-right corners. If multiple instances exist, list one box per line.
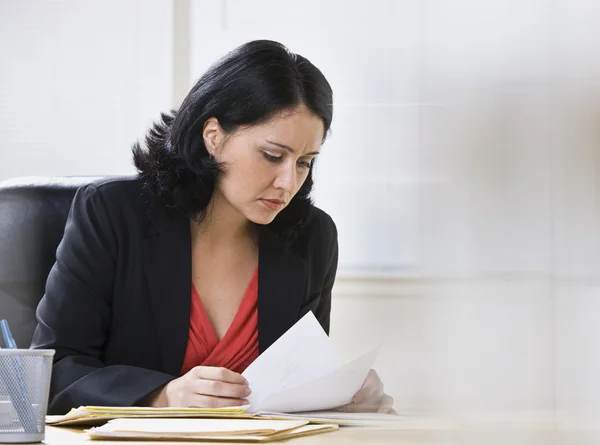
left=30, top=176, right=338, bottom=414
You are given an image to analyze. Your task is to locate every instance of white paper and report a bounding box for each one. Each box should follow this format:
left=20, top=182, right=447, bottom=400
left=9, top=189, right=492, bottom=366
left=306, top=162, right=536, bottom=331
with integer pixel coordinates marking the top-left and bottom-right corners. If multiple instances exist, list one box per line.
left=257, top=410, right=403, bottom=426
left=243, top=312, right=339, bottom=410
left=255, top=348, right=378, bottom=413
left=242, top=312, right=377, bottom=414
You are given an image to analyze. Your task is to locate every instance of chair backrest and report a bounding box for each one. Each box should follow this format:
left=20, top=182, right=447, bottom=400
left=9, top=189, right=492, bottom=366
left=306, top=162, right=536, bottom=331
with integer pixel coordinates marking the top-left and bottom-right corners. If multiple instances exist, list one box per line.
left=0, top=177, right=103, bottom=347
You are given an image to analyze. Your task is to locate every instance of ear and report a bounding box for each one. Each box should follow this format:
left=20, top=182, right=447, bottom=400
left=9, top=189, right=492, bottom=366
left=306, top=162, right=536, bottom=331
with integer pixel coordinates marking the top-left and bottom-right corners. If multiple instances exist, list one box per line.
left=202, top=117, right=225, bottom=157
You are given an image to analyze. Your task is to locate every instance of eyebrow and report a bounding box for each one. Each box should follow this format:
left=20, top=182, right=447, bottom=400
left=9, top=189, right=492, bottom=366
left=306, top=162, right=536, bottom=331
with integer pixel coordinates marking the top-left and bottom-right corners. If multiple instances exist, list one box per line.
left=265, top=139, right=320, bottom=156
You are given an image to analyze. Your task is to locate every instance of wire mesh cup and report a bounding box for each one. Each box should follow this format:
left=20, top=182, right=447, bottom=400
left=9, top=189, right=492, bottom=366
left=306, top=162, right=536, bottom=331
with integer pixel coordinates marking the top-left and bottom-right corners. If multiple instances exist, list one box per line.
left=0, top=349, right=54, bottom=443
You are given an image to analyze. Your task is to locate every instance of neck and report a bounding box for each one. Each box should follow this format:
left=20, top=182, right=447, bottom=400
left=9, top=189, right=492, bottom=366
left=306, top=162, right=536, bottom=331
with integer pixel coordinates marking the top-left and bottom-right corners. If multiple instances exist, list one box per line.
left=190, top=190, right=256, bottom=247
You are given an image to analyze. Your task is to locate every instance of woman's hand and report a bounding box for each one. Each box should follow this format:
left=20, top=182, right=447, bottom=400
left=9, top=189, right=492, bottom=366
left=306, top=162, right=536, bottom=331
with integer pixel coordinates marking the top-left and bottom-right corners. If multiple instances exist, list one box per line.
left=343, top=369, right=396, bottom=414
left=147, top=366, right=251, bottom=408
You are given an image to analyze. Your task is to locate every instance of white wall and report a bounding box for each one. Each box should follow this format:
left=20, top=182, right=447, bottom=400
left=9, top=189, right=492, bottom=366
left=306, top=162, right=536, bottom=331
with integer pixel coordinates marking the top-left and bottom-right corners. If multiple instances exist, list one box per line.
left=2, top=0, right=600, bottom=419
left=0, top=0, right=173, bottom=180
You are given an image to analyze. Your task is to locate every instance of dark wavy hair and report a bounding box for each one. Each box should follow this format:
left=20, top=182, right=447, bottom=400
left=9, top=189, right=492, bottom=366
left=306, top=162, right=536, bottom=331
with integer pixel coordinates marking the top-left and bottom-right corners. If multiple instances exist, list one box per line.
left=132, top=40, right=333, bottom=241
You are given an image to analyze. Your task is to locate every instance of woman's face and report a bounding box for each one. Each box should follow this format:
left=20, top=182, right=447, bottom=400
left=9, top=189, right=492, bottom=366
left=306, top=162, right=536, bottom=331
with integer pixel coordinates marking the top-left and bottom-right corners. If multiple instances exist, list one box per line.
left=203, top=106, right=325, bottom=225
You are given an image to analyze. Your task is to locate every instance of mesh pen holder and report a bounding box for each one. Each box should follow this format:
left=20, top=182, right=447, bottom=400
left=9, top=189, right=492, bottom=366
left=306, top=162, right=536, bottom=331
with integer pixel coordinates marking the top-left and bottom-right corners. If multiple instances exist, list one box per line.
left=0, top=349, right=54, bottom=443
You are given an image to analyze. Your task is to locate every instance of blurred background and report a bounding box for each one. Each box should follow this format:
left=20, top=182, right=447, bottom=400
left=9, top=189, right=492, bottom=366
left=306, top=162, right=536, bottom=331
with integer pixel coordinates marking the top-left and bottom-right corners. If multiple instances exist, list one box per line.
left=2, top=0, right=600, bottom=422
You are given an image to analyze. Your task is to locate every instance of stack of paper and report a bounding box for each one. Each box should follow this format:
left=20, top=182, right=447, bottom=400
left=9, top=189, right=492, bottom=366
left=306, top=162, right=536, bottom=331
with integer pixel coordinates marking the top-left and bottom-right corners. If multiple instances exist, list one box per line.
left=46, top=405, right=251, bottom=426
left=86, top=418, right=338, bottom=442
left=243, top=312, right=379, bottom=414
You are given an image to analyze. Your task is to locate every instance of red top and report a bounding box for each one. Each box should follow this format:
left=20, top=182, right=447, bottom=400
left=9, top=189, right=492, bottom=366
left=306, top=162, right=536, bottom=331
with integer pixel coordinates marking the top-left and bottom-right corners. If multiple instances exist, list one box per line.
left=180, top=269, right=260, bottom=376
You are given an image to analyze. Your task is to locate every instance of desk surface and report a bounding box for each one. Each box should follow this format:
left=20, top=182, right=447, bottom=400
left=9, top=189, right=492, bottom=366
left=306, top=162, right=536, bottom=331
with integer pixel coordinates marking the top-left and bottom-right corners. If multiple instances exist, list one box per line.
left=42, top=414, right=600, bottom=445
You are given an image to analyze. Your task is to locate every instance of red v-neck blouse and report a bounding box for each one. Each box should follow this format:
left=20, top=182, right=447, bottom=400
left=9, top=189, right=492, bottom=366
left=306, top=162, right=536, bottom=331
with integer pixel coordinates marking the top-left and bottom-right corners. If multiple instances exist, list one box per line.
left=180, top=269, right=260, bottom=376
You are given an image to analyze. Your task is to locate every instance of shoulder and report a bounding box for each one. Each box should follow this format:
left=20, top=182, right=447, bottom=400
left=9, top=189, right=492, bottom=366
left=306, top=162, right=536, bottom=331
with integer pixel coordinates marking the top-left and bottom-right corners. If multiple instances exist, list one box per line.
left=306, top=206, right=337, bottom=242
left=86, top=175, right=143, bottom=200
left=75, top=175, right=145, bottom=210
left=72, top=175, right=148, bottom=230
left=288, top=205, right=338, bottom=259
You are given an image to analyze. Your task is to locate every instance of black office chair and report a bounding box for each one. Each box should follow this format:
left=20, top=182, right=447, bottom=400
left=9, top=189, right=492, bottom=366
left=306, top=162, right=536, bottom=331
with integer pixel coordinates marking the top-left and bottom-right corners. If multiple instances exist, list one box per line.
left=0, top=177, right=102, bottom=347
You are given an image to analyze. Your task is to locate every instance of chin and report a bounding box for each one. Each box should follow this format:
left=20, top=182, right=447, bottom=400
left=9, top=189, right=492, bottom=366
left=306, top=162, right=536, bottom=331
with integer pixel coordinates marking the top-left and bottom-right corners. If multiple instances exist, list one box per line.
left=245, top=208, right=280, bottom=225
left=242, top=201, right=286, bottom=225
left=247, top=213, right=277, bottom=225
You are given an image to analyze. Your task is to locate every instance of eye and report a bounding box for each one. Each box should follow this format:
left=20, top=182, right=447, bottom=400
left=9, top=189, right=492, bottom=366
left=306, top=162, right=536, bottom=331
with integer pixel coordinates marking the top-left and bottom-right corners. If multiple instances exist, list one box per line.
left=262, top=151, right=282, bottom=163
left=297, top=159, right=312, bottom=169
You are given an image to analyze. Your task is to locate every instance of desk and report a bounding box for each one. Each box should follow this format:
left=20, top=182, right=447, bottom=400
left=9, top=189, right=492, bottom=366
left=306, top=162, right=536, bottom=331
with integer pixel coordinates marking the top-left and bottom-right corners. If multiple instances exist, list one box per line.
left=43, top=415, right=595, bottom=445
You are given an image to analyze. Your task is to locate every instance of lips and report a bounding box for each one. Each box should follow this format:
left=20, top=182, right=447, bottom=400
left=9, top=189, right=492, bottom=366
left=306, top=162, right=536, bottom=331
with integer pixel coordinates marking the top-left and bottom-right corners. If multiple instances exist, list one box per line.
left=260, top=199, right=286, bottom=210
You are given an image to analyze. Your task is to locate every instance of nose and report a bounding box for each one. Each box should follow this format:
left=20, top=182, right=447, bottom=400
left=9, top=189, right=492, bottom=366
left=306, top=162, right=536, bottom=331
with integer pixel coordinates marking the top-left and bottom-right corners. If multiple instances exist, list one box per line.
left=273, top=163, right=297, bottom=195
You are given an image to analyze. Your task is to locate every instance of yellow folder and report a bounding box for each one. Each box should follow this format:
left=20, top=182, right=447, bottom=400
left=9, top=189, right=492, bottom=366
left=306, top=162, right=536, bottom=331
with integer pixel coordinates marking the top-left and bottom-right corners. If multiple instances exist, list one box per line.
left=46, top=405, right=252, bottom=426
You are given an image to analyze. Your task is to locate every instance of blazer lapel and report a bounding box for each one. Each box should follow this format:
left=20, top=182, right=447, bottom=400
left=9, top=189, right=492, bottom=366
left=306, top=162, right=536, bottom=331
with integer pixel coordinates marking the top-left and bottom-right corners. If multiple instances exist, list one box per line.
left=142, top=201, right=191, bottom=376
left=258, top=232, right=307, bottom=353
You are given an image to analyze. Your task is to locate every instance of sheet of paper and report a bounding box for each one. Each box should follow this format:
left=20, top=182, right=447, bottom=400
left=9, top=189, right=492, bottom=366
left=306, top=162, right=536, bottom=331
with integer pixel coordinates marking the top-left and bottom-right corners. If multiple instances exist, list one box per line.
left=242, top=311, right=378, bottom=414
left=258, top=410, right=403, bottom=426
left=88, top=418, right=307, bottom=436
left=255, top=348, right=378, bottom=413
left=243, top=312, right=340, bottom=411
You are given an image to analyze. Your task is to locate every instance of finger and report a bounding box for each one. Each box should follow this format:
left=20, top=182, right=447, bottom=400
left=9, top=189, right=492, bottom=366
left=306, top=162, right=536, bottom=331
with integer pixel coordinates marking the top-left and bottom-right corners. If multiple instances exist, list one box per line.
left=192, top=378, right=252, bottom=399
left=363, top=369, right=379, bottom=387
left=353, top=386, right=377, bottom=404
left=377, top=394, right=395, bottom=414
left=366, top=381, right=385, bottom=403
left=373, top=383, right=385, bottom=400
left=188, top=394, right=249, bottom=409
left=353, top=370, right=383, bottom=404
left=193, top=366, right=248, bottom=385
left=342, top=402, right=379, bottom=413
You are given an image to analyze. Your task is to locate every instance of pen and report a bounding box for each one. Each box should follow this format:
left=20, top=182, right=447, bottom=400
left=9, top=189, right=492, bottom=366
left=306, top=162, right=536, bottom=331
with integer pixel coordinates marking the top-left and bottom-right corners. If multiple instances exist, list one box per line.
left=0, top=320, right=17, bottom=349
left=0, top=320, right=39, bottom=434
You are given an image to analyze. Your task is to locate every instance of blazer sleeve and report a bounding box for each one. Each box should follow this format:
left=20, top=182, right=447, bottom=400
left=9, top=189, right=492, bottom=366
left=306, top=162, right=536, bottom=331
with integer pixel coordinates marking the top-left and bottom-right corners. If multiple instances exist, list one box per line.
left=30, top=184, right=175, bottom=414
left=313, top=216, right=339, bottom=335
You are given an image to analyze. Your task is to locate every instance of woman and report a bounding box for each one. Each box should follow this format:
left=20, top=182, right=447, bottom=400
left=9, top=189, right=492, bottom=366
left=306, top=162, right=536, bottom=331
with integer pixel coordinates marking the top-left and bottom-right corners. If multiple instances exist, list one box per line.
left=31, top=40, right=394, bottom=415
